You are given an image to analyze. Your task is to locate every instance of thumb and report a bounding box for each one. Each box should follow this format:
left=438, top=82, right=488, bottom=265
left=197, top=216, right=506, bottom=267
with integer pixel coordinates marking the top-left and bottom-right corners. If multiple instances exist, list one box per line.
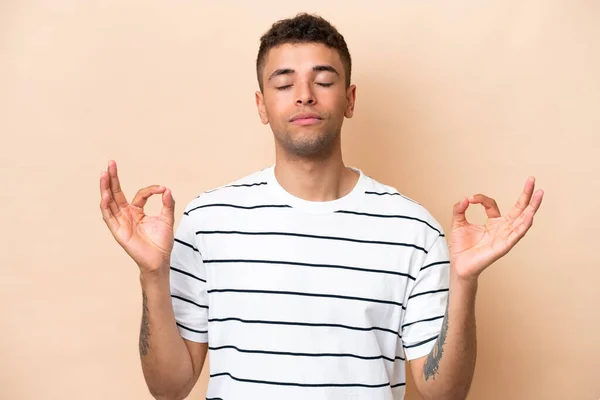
left=160, top=188, right=175, bottom=226
left=452, top=197, right=469, bottom=226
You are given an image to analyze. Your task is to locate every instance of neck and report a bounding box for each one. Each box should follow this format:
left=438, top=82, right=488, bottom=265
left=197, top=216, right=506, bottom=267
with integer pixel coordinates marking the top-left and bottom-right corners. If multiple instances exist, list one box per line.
left=273, top=137, right=359, bottom=202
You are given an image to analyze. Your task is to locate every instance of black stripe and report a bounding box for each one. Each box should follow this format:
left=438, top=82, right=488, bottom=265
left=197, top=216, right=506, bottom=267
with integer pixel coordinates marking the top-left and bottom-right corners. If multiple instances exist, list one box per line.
left=420, top=260, right=450, bottom=271
left=401, top=315, right=445, bottom=329
left=183, top=202, right=438, bottom=239
left=210, top=372, right=390, bottom=388
left=203, top=258, right=416, bottom=281
left=208, top=317, right=402, bottom=338
left=228, top=182, right=267, bottom=188
left=196, top=231, right=427, bottom=253
left=172, top=294, right=208, bottom=309
left=206, top=398, right=224, bottom=400
left=207, top=289, right=405, bottom=309
left=170, top=266, right=206, bottom=283
left=365, top=191, right=396, bottom=196
left=404, top=334, right=438, bottom=349
left=185, top=203, right=291, bottom=215
left=336, top=210, right=441, bottom=235
left=391, top=382, right=407, bottom=388
left=408, top=288, right=449, bottom=300
left=209, top=344, right=399, bottom=363
left=203, top=181, right=269, bottom=195
left=365, top=190, right=418, bottom=204
left=176, top=322, right=207, bottom=334
left=174, top=238, right=200, bottom=253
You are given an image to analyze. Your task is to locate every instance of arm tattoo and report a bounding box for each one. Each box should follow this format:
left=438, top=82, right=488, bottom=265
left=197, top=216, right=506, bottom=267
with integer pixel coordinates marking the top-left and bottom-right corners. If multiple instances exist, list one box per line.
left=423, top=300, right=449, bottom=381
left=139, top=291, right=150, bottom=357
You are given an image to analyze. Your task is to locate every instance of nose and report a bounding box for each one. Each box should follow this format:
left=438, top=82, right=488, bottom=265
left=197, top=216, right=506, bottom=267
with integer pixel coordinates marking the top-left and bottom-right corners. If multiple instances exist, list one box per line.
left=295, top=83, right=316, bottom=105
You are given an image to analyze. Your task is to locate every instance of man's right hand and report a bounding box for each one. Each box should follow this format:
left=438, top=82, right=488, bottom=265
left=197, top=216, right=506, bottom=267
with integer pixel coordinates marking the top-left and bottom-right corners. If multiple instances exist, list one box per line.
left=99, top=160, right=175, bottom=274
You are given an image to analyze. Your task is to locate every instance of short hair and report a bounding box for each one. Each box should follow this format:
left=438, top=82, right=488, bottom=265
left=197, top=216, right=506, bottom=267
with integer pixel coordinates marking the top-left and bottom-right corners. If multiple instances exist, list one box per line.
left=256, top=13, right=352, bottom=92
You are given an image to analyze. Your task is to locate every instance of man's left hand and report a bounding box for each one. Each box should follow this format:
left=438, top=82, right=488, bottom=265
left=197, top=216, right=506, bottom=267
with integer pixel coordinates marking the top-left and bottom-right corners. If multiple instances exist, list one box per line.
left=448, top=177, right=544, bottom=281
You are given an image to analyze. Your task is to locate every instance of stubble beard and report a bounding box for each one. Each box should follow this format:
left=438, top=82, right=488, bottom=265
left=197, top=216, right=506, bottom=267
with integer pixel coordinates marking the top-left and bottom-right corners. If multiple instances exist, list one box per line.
left=276, top=128, right=340, bottom=160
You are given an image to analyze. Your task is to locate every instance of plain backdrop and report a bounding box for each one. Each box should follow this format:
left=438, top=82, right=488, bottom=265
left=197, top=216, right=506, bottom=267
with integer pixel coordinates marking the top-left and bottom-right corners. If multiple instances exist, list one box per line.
left=1, top=1, right=599, bottom=399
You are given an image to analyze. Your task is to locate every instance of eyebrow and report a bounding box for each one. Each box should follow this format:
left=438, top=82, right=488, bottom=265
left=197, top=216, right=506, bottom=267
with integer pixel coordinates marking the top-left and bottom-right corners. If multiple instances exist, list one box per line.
left=268, top=65, right=340, bottom=81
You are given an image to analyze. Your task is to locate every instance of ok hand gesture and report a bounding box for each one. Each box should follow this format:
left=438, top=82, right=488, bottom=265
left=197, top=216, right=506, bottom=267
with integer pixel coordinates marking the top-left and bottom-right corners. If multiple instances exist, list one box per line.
left=448, top=177, right=544, bottom=281
left=99, top=160, right=175, bottom=273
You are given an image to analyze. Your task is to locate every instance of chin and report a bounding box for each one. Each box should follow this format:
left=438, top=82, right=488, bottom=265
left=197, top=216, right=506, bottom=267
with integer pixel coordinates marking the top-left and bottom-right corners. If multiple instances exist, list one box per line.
left=282, top=132, right=338, bottom=157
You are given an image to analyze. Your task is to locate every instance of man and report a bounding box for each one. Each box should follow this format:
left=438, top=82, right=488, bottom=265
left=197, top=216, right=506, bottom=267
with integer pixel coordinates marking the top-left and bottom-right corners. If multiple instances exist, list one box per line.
left=99, top=13, right=543, bottom=400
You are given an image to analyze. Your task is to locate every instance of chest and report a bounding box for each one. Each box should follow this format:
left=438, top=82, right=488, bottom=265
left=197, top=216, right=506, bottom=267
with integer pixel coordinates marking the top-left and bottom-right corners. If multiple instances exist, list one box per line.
left=199, top=219, right=418, bottom=330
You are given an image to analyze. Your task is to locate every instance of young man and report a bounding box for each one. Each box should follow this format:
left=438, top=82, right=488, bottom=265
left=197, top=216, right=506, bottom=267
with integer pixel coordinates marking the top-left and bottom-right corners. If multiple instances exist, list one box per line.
left=99, top=13, right=543, bottom=400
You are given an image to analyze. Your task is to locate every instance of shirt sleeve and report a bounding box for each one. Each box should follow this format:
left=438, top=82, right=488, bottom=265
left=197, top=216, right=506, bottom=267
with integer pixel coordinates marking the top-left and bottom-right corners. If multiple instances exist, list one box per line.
left=169, top=207, right=209, bottom=343
left=401, top=233, right=450, bottom=360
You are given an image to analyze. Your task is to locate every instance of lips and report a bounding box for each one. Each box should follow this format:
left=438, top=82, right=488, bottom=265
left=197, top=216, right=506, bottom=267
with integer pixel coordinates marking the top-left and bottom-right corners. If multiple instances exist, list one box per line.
left=290, top=113, right=322, bottom=125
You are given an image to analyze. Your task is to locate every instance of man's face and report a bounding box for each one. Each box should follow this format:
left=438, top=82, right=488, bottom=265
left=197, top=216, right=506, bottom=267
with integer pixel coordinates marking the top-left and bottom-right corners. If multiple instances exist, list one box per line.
left=256, top=42, right=356, bottom=158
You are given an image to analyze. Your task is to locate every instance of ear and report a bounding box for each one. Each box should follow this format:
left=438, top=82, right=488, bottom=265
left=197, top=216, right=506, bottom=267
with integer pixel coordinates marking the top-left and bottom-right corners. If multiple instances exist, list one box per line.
left=344, top=84, right=357, bottom=118
left=255, top=90, right=269, bottom=125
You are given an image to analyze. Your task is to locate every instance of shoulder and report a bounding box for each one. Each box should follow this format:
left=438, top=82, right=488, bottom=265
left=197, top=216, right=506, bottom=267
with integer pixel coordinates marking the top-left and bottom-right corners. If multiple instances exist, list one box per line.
left=361, top=172, right=445, bottom=238
left=180, top=165, right=271, bottom=215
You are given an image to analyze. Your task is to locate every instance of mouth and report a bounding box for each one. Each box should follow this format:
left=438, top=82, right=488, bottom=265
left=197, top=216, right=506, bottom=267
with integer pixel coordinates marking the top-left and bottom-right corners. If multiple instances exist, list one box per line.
left=289, top=113, right=323, bottom=126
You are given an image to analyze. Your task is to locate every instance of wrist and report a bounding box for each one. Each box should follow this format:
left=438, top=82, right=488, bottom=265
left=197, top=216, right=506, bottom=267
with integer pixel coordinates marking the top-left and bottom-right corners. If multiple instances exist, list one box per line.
left=450, top=270, right=479, bottom=293
left=139, top=266, right=170, bottom=287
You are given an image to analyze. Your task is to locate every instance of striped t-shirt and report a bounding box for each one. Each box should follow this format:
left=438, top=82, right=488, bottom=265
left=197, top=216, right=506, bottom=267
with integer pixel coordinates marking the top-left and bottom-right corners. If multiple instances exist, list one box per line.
left=169, top=165, right=450, bottom=400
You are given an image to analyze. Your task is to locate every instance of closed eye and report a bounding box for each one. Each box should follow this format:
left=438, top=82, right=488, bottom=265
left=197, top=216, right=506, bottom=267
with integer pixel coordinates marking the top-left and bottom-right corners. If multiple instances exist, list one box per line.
left=276, top=83, right=333, bottom=90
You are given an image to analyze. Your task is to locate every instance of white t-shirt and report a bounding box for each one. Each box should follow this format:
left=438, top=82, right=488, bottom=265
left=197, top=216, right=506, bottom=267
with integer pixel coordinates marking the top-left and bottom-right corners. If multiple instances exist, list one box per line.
left=170, top=165, right=450, bottom=400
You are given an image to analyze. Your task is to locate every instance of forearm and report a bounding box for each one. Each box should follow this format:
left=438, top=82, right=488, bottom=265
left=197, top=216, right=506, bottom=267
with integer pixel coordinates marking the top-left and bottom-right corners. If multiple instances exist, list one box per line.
left=417, top=273, right=478, bottom=400
left=139, top=269, right=196, bottom=400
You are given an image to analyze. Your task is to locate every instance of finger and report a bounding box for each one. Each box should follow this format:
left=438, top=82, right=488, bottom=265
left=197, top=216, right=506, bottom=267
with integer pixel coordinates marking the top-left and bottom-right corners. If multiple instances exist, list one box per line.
left=160, top=188, right=175, bottom=227
left=507, top=189, right=543, bottom=243
left=100, top=170, right=120, bottom=217
left=468, top=194, right=502, bottom=218
left=108, top=160, right=129, bottom=209
left=131, top=185, right=166, bottom=209
left=452, top=197, right=469, bottom=225
left=529, top=188, right=544, bottom=213
left=508, top=189, right=544, bottom=233
left=100, top=172, right=120, bottom=232
left=507, top=177, right=535, bottom=221
left=506, top=207, right=535, bottom=248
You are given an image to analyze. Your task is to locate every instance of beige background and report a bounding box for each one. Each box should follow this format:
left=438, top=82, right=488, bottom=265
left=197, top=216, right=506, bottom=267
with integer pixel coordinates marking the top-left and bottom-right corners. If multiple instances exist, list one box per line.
left=2, top=1, right=599, bottom=399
